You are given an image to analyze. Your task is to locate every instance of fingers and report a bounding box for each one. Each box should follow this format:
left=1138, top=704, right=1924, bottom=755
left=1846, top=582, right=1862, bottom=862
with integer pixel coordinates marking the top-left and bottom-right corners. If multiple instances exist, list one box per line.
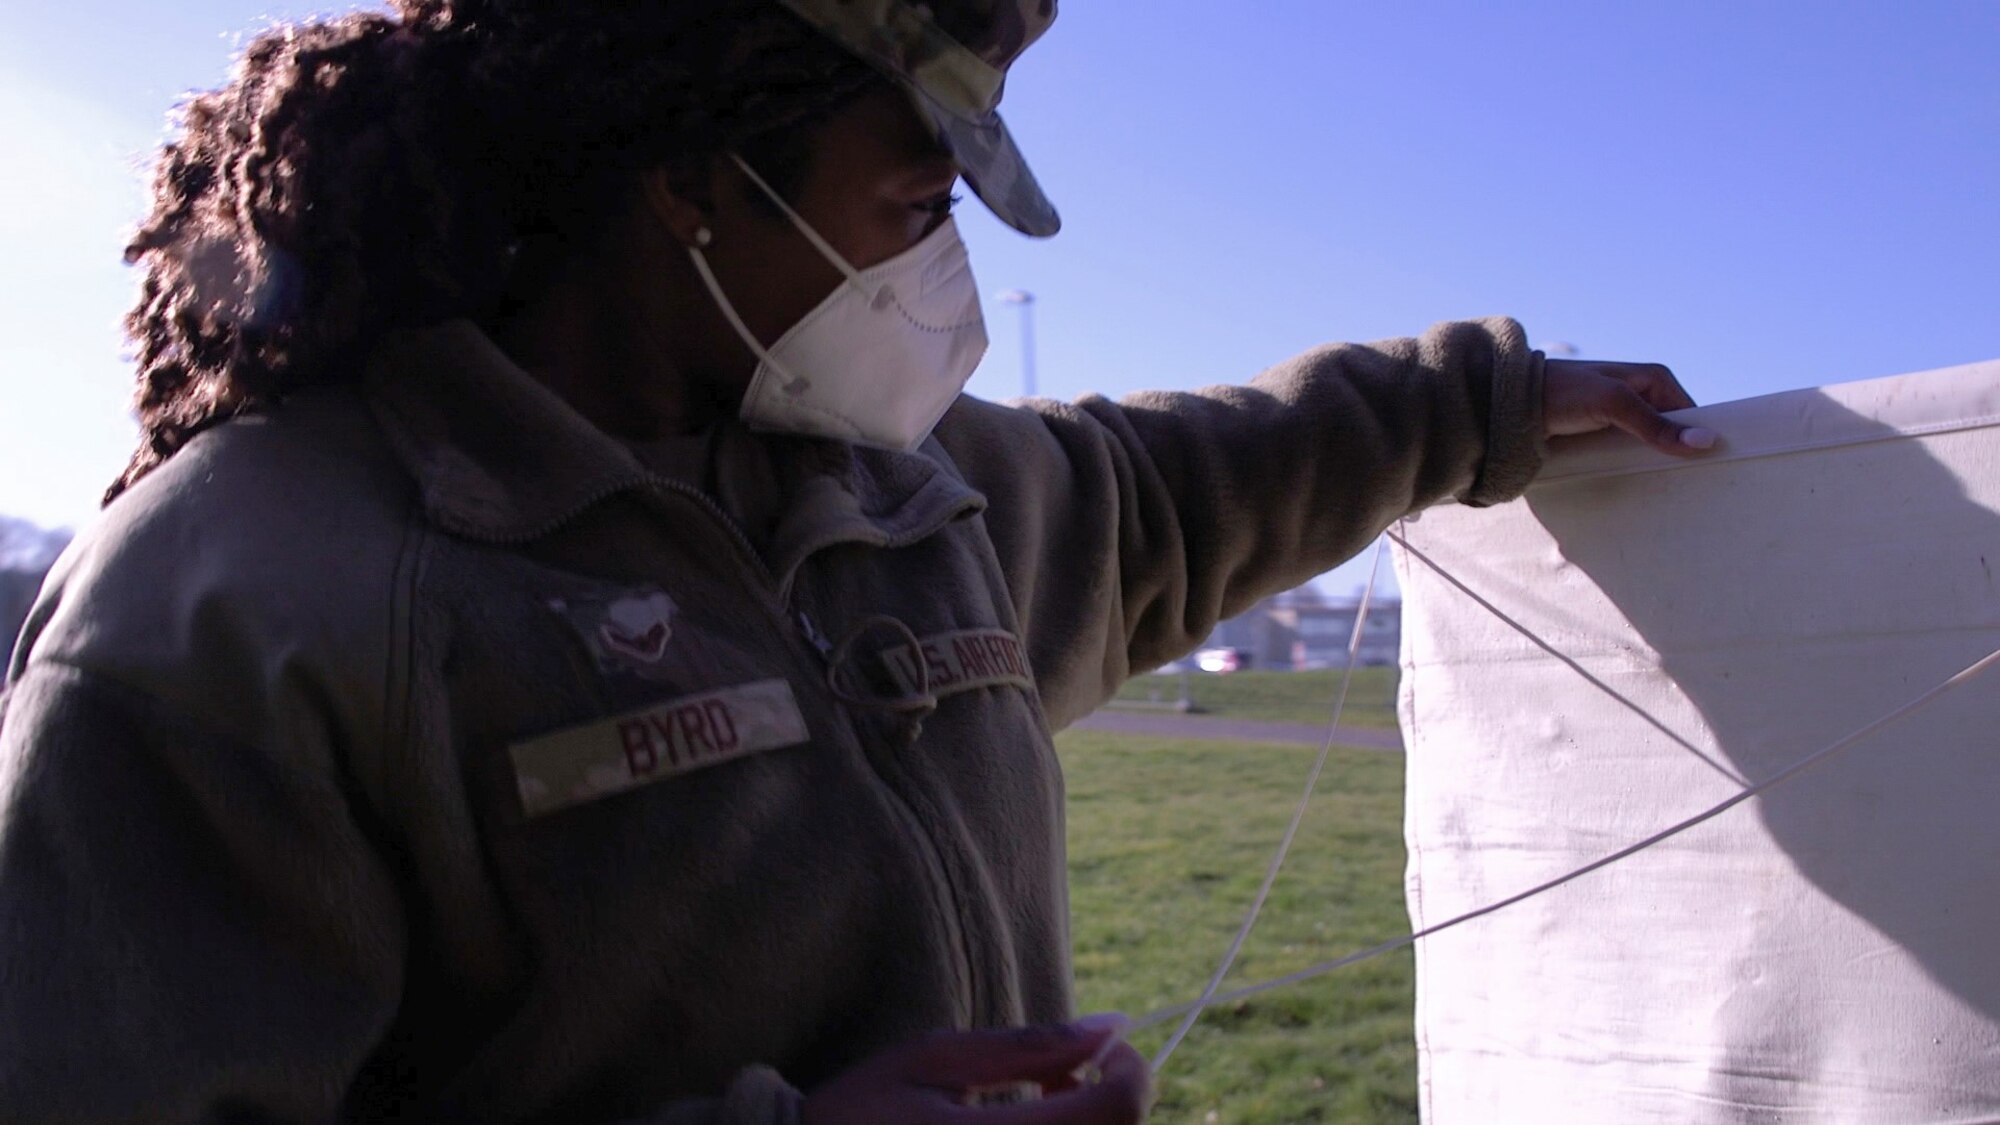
left=1603, top=383, right=1716, bottom=458
left=1543, top=358, right=1717, bottom=455
left=898, top=1016, right=1130, bottom=1092
left=1650, top=382, right=1697, bottom=412
left=965, top=1040, right=1151, bottom=1125
left=1549, top=357, right=1697, bottom=413
left=803, top=1019, right=1145, bottom=1125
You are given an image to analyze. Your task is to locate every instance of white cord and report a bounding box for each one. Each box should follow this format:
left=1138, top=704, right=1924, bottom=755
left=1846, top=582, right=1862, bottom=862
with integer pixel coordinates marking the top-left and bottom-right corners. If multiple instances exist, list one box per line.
left=1387, top=530, right=1748, bottom=784
left=1117, top=570, right=2000, bottom=1042
left=1149, top=539, right=1390, bottom=1074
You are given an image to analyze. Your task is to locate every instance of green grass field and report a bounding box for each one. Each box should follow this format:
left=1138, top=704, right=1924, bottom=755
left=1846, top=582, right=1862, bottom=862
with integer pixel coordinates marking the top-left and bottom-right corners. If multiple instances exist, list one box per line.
left=1110, top=668, right=1403, bottom=729
left=1059, top=729, right=1418, bottom=1124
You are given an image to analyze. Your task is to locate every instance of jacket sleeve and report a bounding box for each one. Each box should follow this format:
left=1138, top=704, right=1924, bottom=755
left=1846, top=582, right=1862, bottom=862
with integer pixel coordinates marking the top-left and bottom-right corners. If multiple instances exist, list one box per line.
left=0, top=665, right=810, bottom=1125
left=933, top=316, right=1544, bottom=729
left=0, top=659, right=409, bottom=1122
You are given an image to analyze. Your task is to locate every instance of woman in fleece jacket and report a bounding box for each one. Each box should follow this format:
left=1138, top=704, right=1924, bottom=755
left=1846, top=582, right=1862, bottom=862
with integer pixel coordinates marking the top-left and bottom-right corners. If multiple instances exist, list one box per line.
left=0, top=1, right=1710, bottom=1122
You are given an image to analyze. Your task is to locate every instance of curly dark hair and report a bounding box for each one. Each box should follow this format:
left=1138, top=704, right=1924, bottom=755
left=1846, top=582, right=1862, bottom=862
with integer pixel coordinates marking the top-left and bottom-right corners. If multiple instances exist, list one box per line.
left=111, top=0, right=884, bottom=501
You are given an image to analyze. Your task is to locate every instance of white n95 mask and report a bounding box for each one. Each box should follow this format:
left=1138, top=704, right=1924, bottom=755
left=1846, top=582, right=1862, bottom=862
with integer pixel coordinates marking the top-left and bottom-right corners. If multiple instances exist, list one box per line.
left=685, top=154, right=989, bottom=452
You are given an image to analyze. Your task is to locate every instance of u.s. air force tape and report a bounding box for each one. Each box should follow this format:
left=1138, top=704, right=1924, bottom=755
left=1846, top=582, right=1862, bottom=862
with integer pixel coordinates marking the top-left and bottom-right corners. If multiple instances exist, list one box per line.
left=879, top=628, right=1034, bottom=697
left=509, top=678, right=810, bottom=818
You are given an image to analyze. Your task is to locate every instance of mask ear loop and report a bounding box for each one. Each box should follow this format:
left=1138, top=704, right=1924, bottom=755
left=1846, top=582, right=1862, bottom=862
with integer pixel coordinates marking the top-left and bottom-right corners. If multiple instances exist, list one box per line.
left=824, top=614, right=939, bottom=717
left=685, top=234, right=814, bottom=399
left=733, top=153, right=973, bottom=331
left=685, top=151, right=868, bottom=397
left=728, top=154, right=873, bottom=294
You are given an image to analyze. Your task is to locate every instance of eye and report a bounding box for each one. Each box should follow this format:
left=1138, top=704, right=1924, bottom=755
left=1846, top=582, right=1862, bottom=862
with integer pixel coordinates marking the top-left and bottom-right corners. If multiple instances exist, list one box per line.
left=914, top=192, right=962, bottom=217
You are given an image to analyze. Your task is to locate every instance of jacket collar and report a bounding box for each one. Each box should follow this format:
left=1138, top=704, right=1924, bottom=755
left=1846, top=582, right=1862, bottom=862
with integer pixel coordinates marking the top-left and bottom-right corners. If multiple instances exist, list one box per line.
left=363, top=320, right=985, bottom=551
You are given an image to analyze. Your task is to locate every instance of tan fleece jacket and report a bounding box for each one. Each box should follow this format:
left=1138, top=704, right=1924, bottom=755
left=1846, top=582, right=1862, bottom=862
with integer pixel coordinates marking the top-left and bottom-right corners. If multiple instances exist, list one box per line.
left=0, top=317, right=1541, bottom=1123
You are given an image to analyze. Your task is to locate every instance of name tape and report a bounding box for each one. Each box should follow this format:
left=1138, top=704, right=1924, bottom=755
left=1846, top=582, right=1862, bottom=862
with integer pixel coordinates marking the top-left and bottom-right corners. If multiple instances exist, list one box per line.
left=510, top=678, right=810, bottom=818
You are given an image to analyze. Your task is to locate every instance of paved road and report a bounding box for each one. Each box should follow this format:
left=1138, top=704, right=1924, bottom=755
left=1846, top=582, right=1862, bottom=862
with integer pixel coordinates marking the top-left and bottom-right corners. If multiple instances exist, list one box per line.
left=1068, top=708, right=1403, bottom=751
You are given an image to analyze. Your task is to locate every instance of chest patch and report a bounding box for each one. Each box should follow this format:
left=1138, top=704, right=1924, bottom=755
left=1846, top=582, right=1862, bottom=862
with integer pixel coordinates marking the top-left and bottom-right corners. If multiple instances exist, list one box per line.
left=509, top=678, right=810, bottom=818
left=880, top=628, right=1035, bottom=698
left=548, top=587, right=680, bottom=673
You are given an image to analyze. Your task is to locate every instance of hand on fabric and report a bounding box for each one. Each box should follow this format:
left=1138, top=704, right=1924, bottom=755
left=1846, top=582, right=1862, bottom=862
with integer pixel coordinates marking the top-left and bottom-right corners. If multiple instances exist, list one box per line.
left=800, top=1016, right=1150, bottom=1125
left=1542, top=358, right=1716, bottom=457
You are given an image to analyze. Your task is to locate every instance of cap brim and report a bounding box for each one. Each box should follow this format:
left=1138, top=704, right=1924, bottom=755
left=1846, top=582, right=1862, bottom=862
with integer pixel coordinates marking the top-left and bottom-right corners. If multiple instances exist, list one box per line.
left=906, top=86, right=1060, bottom=238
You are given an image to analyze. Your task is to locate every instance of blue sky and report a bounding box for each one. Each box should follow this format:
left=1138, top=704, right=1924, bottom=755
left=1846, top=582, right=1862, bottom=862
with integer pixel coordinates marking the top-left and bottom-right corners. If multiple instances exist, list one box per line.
left=2, top=2, right=1995, bottom=595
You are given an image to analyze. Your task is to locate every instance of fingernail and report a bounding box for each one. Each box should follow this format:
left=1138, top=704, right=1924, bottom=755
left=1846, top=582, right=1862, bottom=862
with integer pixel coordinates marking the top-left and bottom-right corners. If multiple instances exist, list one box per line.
left=1071, top=1012, right=1132, bottom=1037
left=1679, top=426, right=1719, bottom=450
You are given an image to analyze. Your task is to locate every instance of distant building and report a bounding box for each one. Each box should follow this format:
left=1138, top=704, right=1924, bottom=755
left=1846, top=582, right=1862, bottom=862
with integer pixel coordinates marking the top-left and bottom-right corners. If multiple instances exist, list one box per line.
left=0, top=569, right=47, bottom=672
left=1201, top=588, right=1401, bottom=670
left=0, top=517, right=72, bottom=672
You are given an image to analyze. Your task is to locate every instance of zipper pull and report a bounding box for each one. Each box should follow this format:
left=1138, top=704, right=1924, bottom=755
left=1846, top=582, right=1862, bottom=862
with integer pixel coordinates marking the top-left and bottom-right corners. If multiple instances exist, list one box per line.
left=797, top=609, right=835, bottom=660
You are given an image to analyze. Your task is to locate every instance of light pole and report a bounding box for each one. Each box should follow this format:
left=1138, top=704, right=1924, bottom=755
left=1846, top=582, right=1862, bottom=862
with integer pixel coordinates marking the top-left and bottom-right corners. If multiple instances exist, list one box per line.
left=995, top=288, right=1037, bottom=398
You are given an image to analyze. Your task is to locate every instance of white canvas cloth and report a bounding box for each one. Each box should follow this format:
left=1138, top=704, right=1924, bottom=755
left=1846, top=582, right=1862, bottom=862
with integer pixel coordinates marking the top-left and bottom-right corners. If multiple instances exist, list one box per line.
left=1394, top=360, right=2000, bottom=1123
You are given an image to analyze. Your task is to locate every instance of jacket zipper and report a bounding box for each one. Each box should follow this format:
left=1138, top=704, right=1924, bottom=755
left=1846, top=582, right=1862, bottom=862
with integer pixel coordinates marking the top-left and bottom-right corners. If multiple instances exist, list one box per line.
left=795, top=608, right=834, bottom=660
left=477, top=473, right=987, bottom=1024
left=648, top=477, right=984, bottom=1026
left=787, top=575, right=982, bottom=1027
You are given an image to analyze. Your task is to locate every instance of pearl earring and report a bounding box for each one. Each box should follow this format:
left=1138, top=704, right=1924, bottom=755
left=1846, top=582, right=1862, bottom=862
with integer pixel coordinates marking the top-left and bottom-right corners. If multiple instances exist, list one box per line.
left=693, top=226, right=714, bottom=249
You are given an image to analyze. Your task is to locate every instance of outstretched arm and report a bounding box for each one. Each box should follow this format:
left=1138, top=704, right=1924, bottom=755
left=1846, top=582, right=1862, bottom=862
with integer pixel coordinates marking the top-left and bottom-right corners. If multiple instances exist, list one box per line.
left=937, top=318, right=1704, bottom=729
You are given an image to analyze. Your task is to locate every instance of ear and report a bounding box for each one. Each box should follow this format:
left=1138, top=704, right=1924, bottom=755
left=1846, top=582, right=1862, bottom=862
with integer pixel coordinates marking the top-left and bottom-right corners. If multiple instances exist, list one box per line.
left=639, top=163, right=716, bottom=248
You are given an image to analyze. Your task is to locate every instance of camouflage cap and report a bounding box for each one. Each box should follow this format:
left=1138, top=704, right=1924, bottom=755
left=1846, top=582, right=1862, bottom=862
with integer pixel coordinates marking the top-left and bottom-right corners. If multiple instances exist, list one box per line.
left=778, top=0, right=1061, bottom=237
